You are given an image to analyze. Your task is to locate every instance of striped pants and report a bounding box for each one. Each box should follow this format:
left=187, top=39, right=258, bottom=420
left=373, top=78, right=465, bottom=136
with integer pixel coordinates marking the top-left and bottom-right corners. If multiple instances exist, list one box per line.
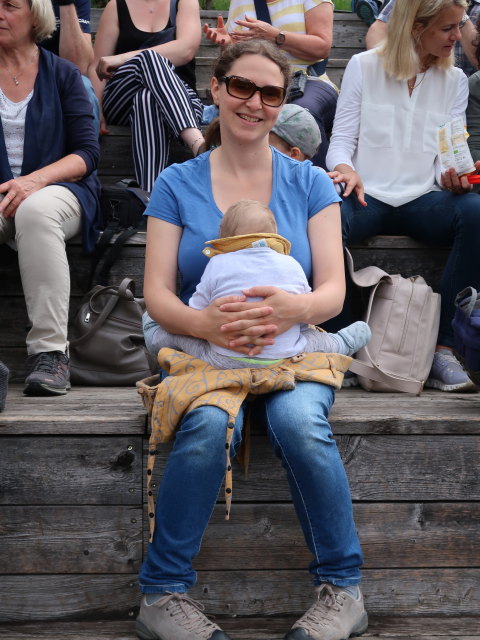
left=103, top=50, right=203, bottom=191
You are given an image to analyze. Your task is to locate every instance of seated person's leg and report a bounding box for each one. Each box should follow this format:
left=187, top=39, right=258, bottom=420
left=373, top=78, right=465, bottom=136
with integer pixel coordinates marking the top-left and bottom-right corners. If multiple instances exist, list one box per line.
left=14, top=186, right=82, bottom=396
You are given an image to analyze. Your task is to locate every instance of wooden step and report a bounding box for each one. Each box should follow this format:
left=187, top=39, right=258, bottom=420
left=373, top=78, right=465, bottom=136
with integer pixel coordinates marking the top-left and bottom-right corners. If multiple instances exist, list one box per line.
left=1, top=385, right=479, bottom=623
left=0, top=615, right=479, bottom=640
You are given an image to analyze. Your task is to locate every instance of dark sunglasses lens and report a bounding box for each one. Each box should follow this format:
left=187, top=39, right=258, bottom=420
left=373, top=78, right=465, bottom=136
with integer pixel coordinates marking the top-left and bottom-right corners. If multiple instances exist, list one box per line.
left=261, top=85, right=285, bottom=106
left=228, top=77, right=256, bottom=99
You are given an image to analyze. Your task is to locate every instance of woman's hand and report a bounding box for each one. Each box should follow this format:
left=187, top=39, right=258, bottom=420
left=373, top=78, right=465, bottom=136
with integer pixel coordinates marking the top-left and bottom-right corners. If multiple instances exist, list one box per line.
left=231, top=16, right=277, bottom=42
left=96, top=54, right=128, bottom=80
left=0, top=174, right=47, bottom=218
left=330, top=164, right=367, bottom=206
left=203, top=15, right=232, bottom=47
left=197, top=293, right=278, bottom=356
left=217, top=287, right=305, bottom=354
left=441, top=160, right=480, bottom=194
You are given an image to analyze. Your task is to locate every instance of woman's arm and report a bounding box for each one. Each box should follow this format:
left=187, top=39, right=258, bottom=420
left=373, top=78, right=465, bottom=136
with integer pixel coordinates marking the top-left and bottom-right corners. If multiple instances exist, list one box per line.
left=0, top=155, right=87, bottom=218
left=0, top=63, right=98, bottom=217
left=95, top=0, right=201, bottom=80
left=230, top=2, right=333, bottom=62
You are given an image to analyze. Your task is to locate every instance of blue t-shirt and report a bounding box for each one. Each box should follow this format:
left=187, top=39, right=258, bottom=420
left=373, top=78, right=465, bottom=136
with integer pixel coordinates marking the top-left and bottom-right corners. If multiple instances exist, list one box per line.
left=41, top=0, right=91, bottom=56
left=144, top=147, right=341, bottom=304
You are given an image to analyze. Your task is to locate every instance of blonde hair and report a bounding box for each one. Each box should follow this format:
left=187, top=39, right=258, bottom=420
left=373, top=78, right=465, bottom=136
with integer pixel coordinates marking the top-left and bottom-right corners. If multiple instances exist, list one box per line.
left=220, top=200, right=277, bottom=238
left=29, top=0, right=56, bottom=43
left=379, top=0, right=467, bottom=80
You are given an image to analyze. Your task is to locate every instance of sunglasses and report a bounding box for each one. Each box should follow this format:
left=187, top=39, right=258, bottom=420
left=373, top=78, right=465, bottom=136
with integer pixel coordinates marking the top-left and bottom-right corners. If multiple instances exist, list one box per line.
left=218, top=75, right=286, bottom=107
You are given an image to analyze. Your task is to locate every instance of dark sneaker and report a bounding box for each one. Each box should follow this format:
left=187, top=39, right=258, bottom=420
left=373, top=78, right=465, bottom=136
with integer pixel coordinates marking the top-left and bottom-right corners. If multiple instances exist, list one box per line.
left=136, top=594, right=232, bottom=640
left=354, top=0, right=379, bottom=26
left=0, top=360, right=9, bottom=411
left=285, top=584, right=368, bottom=640
left=425, top=349, right=477, bottom=392
left=24, top=351, right=70, bottom=396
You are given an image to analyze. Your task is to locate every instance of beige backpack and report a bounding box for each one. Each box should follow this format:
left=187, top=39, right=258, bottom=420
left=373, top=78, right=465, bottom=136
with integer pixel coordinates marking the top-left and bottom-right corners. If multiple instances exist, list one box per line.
left=346, top=250, right=441, bottom=394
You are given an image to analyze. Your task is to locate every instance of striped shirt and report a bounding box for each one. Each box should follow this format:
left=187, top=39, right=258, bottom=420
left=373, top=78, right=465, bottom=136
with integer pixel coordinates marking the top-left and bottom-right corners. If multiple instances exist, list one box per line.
left=226, top=0, right=334, bottom=71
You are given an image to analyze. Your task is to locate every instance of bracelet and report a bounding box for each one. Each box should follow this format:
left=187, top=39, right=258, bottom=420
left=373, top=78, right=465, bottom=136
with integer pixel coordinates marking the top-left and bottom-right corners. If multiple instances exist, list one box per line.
left=190, top=136, right=204, bottom=151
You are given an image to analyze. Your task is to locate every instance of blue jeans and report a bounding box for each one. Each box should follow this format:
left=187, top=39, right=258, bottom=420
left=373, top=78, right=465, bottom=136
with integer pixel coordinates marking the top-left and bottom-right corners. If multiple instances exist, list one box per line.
left=291, top=79, right=338, bottom=170
left=339, top=190, right=480, bottom=347
left=138, top=381, right=363, bottom=593
left=82, top=75, right=100, bottom=139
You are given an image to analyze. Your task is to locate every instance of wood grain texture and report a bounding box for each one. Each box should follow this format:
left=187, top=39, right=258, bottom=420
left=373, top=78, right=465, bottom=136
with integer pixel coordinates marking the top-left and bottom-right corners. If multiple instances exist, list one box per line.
left=0, top=570, right=478, bottom=621
left=0, top=616, right=480, bottom=640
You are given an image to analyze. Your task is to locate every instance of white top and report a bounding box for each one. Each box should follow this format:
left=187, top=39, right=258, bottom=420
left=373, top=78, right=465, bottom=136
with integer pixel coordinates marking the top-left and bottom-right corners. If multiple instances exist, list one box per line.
left=226, top=0, right=333, bottom=71
left=189, top=246, right=311, bottom=359
left=0, top=89, right=33, bottom=178
left=326, top=49, right=468, bottom=206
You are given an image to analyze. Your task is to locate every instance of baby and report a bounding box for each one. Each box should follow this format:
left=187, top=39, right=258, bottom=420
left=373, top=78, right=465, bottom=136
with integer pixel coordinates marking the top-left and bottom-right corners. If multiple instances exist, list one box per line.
left=145, top=199, right=370, bottom=368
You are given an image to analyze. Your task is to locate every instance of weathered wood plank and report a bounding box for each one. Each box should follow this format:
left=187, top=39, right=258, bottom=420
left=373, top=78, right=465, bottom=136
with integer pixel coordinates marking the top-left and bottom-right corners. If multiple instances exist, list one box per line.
left=3, top=502, right=476, bottom=575
left=189, top=502, right=480, bottom=570
left=0, top=436, right=143, bottom=505
left=1, top=616, right=480, bottom=640
left=0, top=570, right=479, bottom=621
left=0, top=506, right=142, bottom=574
left=0, top=385, right=147, bottom=434
left=149, top=433, right=480, bottom=502
left=1, top=385, right=479, bottom=435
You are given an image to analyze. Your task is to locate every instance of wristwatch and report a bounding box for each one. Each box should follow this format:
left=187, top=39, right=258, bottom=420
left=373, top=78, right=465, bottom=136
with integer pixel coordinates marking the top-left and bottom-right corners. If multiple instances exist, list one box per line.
left=275, top=31, right=286, bottom=46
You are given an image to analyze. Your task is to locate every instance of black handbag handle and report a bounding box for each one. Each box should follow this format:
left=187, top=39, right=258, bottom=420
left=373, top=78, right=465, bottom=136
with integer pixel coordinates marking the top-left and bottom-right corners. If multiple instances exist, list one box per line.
left=69, top=279, right=138, bottom=347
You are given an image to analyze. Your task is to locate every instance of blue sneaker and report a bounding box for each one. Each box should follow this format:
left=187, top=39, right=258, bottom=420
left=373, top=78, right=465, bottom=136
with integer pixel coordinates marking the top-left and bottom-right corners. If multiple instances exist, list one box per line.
left=425, top=349, right=477, bottom=392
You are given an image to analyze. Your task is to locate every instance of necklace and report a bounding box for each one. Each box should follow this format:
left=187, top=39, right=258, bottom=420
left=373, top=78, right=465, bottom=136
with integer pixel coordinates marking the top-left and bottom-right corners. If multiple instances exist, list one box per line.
left=1, top=47, right=38, bottom=86
left=407, top=69, right=428, bottom=94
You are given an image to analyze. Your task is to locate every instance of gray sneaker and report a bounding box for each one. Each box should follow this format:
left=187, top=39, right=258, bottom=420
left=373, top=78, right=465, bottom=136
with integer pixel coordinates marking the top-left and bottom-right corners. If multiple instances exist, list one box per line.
left=24, top=351, right=71, bottom=396
left=425, top=349, right=477, bottom=392
left=285, top=584, right=368, bottom=640
left=136, top=594, right=232, bottom=640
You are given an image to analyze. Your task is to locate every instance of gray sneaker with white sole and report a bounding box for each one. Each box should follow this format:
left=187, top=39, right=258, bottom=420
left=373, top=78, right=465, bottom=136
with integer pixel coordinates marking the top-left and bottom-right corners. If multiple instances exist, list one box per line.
left=284, top=584, right=368, bottom=640
left=136, top=593, right=232, bottom=640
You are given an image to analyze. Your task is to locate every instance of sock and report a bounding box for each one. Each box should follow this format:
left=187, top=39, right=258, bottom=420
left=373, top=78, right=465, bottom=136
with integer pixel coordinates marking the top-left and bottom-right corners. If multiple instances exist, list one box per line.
left=335, top=321, right=372, bottom=356
left=146, top=593, right=164, bottom=605
left=342, top=585, right=360, bottom=599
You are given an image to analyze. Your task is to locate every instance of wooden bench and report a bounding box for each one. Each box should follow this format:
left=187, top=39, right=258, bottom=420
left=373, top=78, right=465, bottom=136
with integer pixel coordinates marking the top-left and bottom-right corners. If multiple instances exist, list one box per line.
left=1, top=10, right=479, bottom=640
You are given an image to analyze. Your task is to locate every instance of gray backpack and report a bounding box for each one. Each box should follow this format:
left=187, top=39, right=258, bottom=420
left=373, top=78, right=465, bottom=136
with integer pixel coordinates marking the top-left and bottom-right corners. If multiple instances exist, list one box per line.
left=346, top=250, right=441, bottom=394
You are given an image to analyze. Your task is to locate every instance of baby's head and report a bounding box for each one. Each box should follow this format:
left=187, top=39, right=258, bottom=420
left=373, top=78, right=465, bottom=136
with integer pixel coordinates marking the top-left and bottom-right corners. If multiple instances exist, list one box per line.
left=269, top=103, right=321, bottom=161
left=220, top=200, right=277, bottom=238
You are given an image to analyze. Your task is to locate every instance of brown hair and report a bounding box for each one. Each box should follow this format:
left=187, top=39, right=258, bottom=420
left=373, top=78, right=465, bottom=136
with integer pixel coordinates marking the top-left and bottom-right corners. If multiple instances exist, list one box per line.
left=204, top=40, right=292, bottom=150
left=219, top=199, right=277, bottom=238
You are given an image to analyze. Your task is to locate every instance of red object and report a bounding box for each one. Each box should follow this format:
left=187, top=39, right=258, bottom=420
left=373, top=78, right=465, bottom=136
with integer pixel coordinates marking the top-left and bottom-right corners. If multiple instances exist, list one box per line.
left=467, top=174, right=480, bottom=183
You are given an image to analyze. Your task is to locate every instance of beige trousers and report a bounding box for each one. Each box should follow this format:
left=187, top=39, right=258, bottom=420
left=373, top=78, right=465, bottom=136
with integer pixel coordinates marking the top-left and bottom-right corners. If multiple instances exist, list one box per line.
left=0, top=185, right=82, bottom=355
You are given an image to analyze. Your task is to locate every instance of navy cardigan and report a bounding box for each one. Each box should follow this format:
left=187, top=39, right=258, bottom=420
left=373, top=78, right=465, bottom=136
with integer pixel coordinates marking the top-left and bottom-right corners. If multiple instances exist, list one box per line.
left=0, top=49, right=101, bottom=253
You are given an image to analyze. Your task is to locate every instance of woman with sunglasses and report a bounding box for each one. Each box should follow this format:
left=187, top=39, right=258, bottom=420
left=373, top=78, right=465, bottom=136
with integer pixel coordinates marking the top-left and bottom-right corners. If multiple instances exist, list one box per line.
left=327, top=0, right=480, bottom=392
left=204, top=0, right=338, bottom=170
left=136, top=39, right=367, bottom=640
left=88, top=0, right=204, bottom=191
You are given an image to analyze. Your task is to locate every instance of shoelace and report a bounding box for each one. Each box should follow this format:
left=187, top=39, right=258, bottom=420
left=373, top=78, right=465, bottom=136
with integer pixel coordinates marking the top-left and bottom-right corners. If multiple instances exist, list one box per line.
left=155, top=593, right=218, bottom=635
left=31, top=352, right=64, bottom=374
left=294, top=584, right=345, bottom=632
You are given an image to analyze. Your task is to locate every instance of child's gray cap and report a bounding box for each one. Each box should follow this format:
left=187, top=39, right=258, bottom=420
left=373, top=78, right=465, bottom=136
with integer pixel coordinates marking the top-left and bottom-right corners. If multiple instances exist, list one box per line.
left=271, top=104, right=321, bottom=158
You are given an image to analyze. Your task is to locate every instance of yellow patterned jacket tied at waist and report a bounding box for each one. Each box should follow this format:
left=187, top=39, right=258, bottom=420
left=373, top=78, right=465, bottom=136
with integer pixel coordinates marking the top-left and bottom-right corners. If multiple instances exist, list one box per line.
left=137, top=347, right=351, bottom=541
